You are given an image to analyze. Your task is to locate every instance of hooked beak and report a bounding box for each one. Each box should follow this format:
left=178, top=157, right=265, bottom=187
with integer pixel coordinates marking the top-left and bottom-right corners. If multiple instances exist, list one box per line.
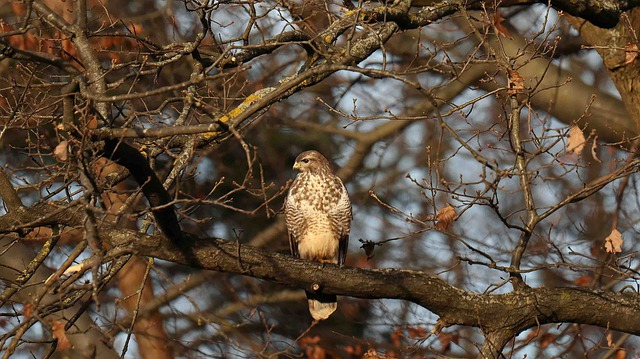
left=293, top=161, right=301, bottom=170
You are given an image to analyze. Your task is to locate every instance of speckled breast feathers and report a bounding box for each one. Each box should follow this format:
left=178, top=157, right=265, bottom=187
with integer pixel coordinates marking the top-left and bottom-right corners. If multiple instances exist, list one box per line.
left=285, top=151, right=351, bottom=265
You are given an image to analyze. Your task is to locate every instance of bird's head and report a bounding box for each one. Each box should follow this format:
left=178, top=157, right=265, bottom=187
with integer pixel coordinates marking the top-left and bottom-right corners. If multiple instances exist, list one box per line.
left=292, top=150, right=332, bottom=174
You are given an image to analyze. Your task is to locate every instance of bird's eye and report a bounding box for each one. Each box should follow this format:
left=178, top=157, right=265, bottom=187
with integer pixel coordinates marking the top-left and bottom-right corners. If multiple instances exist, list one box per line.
left=302, top=159, right=310, bottom=163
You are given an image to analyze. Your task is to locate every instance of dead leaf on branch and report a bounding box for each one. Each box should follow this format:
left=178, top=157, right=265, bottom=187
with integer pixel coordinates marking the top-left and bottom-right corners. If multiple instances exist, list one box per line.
left=607, top=332, right=614, bottom=347
left=407, top=326, right=427, bottom=338
left=299, top=336, right=326, bottom=359
left=625, top=43, right=639, bottom=65
left=566, top=125, right=586, bottom=154
left=11, top=2, right=26, bottom=16
left=507, top=69, right=525, bottom=95
left=573, top=275, right=592, bottom=287
left=604, top=228, right=623, bottom=254
left=53, top=140, right=69, bottom=162
left=591, top=134, right=601, bottom=163
left=359, top=239, right=377, bottom=260
left=539, top=333, right=556, bottom=349
left=299, top=335, right=320, bottom=347
left=391, top=327, right=403, bottom=348
left=438, top=332, right=458, bottom=353
left=492, top=12, right=511, bottom=38
left=52, top=321, right=72, bottom=351
left=435, top=204, right=456, bottom=230
left=344, top=345, right=363, bottom=356
left=22, top=303, right=33, bottom=319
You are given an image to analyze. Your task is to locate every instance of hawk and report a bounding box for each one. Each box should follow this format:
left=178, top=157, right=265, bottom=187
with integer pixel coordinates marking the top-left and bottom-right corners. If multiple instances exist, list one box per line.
left=285, top=150, right=352, bottom=321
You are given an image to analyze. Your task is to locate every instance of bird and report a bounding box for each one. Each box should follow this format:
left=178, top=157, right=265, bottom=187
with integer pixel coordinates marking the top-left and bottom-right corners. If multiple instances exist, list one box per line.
left=284, top=150, right=352, bottom=321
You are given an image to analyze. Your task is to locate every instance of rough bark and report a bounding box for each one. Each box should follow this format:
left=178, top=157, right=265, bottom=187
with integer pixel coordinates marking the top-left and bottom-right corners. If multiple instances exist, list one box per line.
left=1, top=204, right=639, bottom=341
left=566, top=9, right=640, bottom=132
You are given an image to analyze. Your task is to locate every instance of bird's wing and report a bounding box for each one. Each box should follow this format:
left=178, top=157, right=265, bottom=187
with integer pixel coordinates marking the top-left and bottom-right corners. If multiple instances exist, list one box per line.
left=285, top=187, right=302, bottom=259
left=336, top=181, right=352, bottom=265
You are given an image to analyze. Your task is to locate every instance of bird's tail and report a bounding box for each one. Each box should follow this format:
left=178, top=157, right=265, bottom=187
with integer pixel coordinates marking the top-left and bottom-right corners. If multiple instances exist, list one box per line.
left=305, top=291, right=337, bottom=321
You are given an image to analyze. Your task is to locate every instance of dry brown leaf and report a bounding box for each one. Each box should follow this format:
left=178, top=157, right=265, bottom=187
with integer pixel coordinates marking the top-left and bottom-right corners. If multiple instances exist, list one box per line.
left=0, top=20, right=11, bottom=35
left=573, top=275, right=592, bottom=287
left=391, top=328, right=403, bottom=348
left=493, top=13, right=511, bottom=38
left=22, top=303, right=33, bottom=319
left=308, top=346, right=326, bottom=359
left=299, top=336, right=325, bottom=359
left=606, top=332, right=614, bottom=347
left=299, top=336, right=320, bottom=348
left=60, top=37, right=75, bottom=57
left=604, top=228, right=623, bottom=254
left=438, top=333, right=457, bottom=353
left=407, top=326, right=427, bottom=338
left=52, top=321, right=72, bottom=351
left=567, top=125, right=586, bottom=154
left=616, top=349, right=627, bottom=359
left=360, top=240, right=377, bottom=260
left=53, top=141, right=69, bottom=162
left=11, top=3, right=26, bottom=16
left=339, top=299, right=360, bottom=320
left=344, top=345, right=363, bottom=356
left=130, top=23, right=144, bottom=35
left=539, top=333, right=556, bottom=349
left=625, top=43, right=639, bottom=65
left=591, top=134, right=601, bottom=163
left=435, top=204, right=456, bottom=230
left=507, top=69, right=525, bottom=95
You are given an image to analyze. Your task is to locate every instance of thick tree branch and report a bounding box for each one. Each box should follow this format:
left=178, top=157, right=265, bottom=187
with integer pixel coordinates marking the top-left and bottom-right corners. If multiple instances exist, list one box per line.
left=411, top=0, right=640, bottom=29
left=1, top=204, right=639, bottom=341
left=546, top=0, right=640, bottom=28
left=32, top=0, right=109, bottom=119
left=101, top=140, right=183, bottom=243
left=478, top=330, right=513, bottom=359
left=117, top=234, right=640, bottom=337
left=0, top=168, right=23, bottom=212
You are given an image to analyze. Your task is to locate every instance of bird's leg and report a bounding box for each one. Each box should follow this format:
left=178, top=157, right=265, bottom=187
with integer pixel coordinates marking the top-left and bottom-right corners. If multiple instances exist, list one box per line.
left=318, top=258, right=332, bottom=269
left=311, top=258, right=327, bottom=293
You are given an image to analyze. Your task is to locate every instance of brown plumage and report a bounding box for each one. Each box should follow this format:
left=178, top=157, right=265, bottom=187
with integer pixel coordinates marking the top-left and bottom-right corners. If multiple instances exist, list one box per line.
left=284, top=150, right=352, bottom=320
